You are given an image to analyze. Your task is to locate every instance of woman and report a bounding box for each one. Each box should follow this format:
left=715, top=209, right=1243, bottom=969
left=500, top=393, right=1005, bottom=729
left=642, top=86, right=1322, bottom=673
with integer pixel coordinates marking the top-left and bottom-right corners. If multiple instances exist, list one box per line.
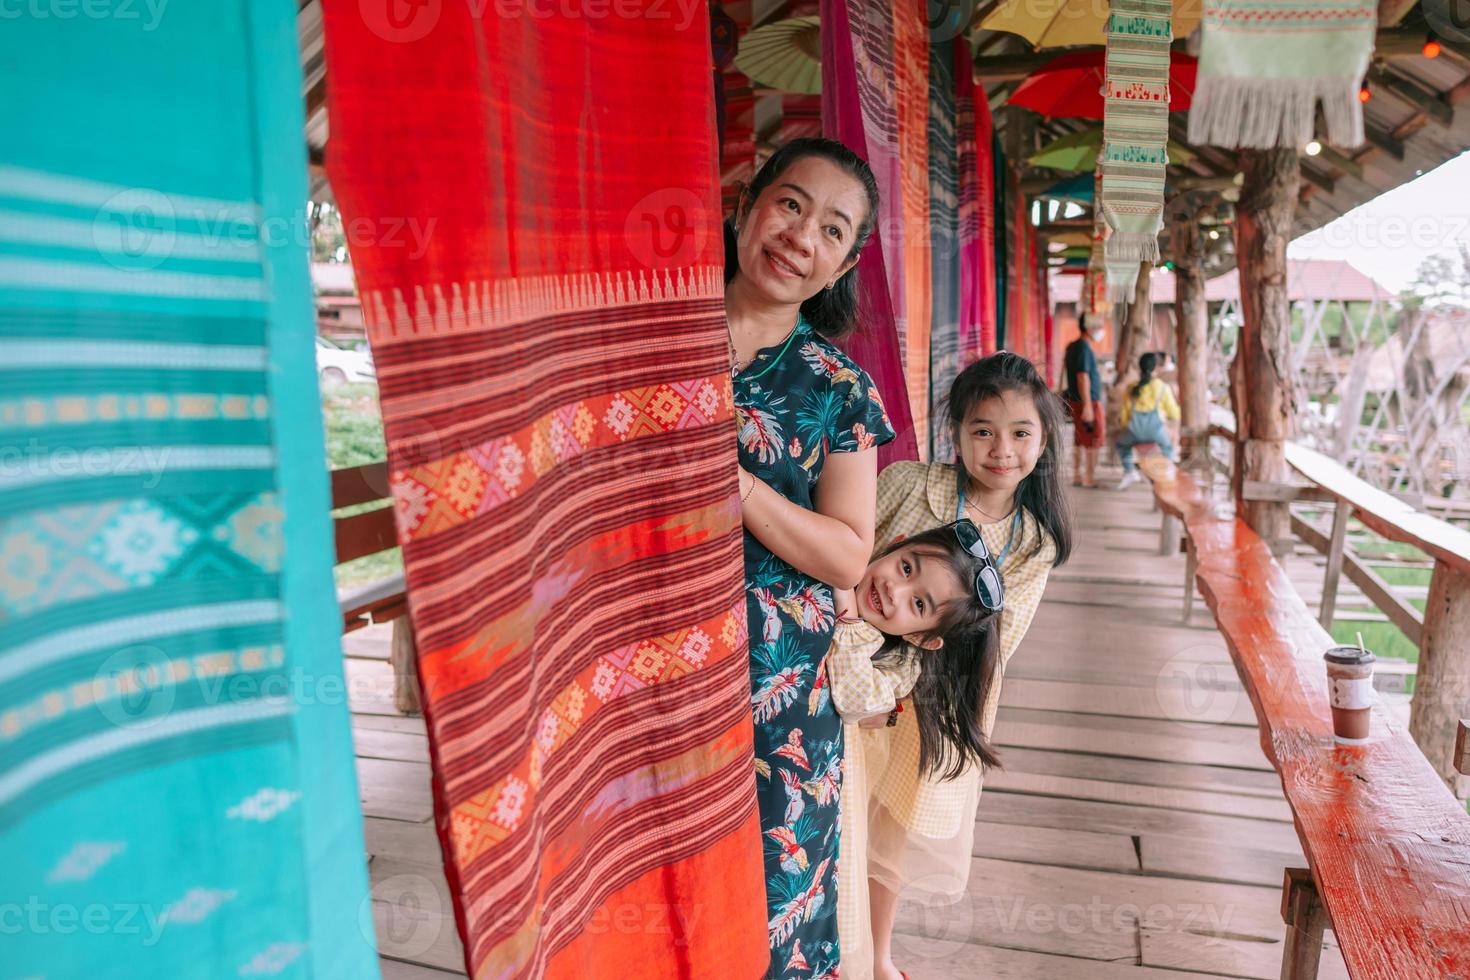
left=729, top=137, right=896, bottom=978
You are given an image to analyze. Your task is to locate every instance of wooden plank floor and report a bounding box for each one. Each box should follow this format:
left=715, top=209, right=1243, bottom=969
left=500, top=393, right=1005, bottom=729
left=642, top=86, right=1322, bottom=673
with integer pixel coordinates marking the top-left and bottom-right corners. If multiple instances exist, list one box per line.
left=348, top=456, right=1384, bottom=979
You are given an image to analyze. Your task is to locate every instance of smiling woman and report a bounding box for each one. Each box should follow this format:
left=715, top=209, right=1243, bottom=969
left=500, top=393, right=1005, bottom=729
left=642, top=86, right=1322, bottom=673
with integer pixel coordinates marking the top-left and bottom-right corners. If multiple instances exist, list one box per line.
left=723, top=137, right=897, bottom=979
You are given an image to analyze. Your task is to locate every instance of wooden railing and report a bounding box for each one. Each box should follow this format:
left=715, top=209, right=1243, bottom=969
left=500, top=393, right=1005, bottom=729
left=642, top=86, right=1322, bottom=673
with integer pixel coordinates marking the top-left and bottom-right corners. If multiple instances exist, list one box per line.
left=1142, top=456, right=1470, bottom=980
left=331, top=461, right=420, bottom=714
left=1200, top=408, right=1470, bottom=794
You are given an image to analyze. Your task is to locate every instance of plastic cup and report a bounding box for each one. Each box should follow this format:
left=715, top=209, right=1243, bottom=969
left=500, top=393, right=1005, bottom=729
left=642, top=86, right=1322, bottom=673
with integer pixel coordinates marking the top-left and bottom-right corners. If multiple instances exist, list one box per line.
left=1324, top=645, right=1376, bottom=743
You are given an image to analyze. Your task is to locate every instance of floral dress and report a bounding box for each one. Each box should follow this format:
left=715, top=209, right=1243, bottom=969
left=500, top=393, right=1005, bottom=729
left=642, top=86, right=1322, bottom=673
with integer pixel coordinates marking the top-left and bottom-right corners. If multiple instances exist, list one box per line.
left=735, top=315, right=895, bottom=979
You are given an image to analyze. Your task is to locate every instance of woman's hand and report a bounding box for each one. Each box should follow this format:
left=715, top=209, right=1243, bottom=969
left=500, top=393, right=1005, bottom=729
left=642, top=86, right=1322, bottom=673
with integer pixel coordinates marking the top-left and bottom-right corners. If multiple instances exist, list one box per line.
left=832, top=587, right=860, bottom=623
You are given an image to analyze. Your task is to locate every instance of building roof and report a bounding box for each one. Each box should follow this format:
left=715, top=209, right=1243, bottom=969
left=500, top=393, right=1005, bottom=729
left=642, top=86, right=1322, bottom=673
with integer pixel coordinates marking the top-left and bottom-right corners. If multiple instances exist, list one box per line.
left=1050, top=259, right=1395, bottom=306
left=311, top=261, right=357, bottom=295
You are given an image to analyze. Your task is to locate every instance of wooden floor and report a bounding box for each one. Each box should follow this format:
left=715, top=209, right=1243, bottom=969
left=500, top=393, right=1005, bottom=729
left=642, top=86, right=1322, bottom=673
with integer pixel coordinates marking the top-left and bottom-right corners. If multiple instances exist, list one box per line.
left=346, top=457, right=1410, bottom=979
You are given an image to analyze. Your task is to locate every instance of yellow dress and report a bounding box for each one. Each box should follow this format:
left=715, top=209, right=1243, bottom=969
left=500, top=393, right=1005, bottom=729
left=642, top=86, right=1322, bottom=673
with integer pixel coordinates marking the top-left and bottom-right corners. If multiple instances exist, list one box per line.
left=825, top=620, right=919, bottom=980
left=864, top=461, right=1056, bottom=901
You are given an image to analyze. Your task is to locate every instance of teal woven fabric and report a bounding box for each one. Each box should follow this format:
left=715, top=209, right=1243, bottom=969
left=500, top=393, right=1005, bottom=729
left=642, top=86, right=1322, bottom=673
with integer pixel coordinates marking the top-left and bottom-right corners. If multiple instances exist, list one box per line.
left=1188, top=0, right=1376, bottom=148
left=1101, top=0, right=1172, bottom=265
left=0, top=5, right=378, bottom=977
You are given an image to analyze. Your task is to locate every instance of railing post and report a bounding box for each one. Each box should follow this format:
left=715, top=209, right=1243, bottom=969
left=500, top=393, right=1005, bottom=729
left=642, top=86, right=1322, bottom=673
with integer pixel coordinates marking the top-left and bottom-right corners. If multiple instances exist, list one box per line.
left=391, top=616, right=422, bottom=715
left=1318, top=498, right=1351, bottom=630
left=1410, top=559, right=1470, bottom=799
left=1279, top=868, right=1328, bottom=980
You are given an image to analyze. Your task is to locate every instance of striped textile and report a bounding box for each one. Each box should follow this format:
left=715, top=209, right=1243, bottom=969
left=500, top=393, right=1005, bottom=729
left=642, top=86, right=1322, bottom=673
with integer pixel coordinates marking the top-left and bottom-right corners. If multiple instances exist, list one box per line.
left=958, top=43, right=1000, bottom=362
left=320, top=5, right=767, bottom=978
left=1101, top=0, right=1172, bottom=264
left=1188, top=0, right=1376, bottom=149
left=822, top=0, right=920, bottom=464
left=894, top=0, right=933, bottom=459
left=0, top=4, right=376, bottom=978
left=928, top=42, right=962, bottom=462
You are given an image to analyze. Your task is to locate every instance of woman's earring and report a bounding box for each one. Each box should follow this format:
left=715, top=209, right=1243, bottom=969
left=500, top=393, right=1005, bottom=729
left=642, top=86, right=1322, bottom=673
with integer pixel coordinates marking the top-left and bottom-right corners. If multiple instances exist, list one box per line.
left=825, top=281, right=835, bottom=290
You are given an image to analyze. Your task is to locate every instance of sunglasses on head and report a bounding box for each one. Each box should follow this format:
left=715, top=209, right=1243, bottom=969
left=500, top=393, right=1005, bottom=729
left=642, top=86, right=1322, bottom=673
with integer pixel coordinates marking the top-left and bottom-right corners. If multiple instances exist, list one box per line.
left=951, top=518, right=1005, bottom=612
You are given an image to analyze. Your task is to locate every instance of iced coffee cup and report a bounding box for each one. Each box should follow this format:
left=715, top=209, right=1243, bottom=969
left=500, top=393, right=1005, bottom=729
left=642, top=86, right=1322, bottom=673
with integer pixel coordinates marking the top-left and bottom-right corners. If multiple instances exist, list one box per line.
left=1324, top=645, right=1376, bottom=743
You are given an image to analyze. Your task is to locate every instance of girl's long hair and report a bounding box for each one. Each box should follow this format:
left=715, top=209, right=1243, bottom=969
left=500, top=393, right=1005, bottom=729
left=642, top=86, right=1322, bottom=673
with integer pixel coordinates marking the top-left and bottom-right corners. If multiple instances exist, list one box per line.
left=1131, top=351, right=1159, bottom=401
left=944, top=352, right=1073, bottom=567
left=722, top=137, right=880, bottom=341
left=872, top=526, right=1004, bottom=779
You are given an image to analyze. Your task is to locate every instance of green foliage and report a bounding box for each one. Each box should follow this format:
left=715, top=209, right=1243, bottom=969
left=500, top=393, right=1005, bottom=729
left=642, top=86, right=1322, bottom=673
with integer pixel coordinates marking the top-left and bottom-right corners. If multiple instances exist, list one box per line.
left=321, top=381, right=400, bottom=589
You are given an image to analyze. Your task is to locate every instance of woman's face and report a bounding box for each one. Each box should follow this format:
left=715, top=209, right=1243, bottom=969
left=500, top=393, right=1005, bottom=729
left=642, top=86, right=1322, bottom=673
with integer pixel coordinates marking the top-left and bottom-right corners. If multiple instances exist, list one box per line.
left=735, top=155, right=868, bottom=307
left=856, top=544, right=968, bottom=646
left=955, top=391, right=1047, bottom=498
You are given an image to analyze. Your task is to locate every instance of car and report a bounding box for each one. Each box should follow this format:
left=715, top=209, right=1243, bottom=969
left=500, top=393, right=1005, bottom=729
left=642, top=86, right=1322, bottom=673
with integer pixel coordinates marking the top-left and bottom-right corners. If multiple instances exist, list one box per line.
left=316, top=336, right=376, bottom=386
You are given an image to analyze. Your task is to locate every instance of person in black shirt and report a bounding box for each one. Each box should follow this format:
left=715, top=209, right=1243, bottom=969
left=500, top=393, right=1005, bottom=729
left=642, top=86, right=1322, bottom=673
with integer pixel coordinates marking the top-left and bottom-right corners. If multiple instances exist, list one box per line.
left=1062, top=315, right=1105, bottom=488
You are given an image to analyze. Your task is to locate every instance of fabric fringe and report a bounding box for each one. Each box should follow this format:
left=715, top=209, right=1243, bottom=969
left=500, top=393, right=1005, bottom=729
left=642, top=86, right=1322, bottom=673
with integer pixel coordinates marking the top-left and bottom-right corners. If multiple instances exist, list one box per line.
left=1107, top=280, right=1138, bottom=304
left=1104, top=232, right=1160, bottom=264
left=1187, top=76, right=1365, bottom=149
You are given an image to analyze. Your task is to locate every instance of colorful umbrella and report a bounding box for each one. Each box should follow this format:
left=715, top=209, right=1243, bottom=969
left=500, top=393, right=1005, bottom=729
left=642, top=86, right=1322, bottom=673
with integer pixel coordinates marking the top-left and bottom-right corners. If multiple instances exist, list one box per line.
left=1039, top=173, right=1094, bottom=202
left=980, top=0, right=1201, bottom=49
left=1029, top=126, right=1194, bottom=173
left=1009, top=50, right=1197, bottom=120
left=734, top=16, right=821, bottom=95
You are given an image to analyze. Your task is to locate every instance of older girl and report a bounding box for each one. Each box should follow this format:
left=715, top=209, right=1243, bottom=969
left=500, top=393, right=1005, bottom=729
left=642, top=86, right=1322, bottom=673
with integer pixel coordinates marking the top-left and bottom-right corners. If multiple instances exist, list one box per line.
left=728, top=137, right=896, bottom=978
left=857, top=352, right=1073, bottom=980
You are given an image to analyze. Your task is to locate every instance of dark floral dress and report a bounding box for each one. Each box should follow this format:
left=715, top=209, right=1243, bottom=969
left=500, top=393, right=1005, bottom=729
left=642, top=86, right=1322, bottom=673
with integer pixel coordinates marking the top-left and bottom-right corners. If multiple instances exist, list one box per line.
left=735, top=315, right=896, bottom=979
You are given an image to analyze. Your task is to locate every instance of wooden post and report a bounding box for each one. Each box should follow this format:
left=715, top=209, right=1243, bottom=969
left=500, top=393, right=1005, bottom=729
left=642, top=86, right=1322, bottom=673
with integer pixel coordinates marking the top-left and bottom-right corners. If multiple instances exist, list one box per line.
left=1409, top=559, right=1470, bottom=798
left=1183, top=540, right=1197, bottom=624
left=1172, top=215, right=1210, bottom=474
left=1110, top=261, right=1155, bottom=433
left=1231, top=149, right=1300, bottom=557
left=391, top=616, right=422, bottom=715
left=1455, top=719, right=1469, bottom=776
left=1318, top=499, right=1351, bottom=629
left=1279, top=868, right=1328, bottom=980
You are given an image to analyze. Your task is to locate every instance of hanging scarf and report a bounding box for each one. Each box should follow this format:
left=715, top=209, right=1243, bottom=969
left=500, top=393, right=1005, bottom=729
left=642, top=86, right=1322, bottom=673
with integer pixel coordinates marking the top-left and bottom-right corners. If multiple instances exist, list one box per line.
left=966, top=54, right=1000, bottom=358
left=895, top=0, right=933, bottom=458
left=0, top=4, right=375, bottom=976
left=1101, top=0, right=1172, bottom=264
left=822, top=0, right=920, bottom=463
left=1188, top=0, right=1376, bottom=148
left=929, top=41, right=962, bottom=461
left=321, top=5, right=767, bottom=977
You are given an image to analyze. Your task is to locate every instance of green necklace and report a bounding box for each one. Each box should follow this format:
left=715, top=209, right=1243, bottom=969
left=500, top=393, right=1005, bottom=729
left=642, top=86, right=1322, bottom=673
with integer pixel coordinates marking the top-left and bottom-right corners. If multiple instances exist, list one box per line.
left=733, top=323, right=801, bottom=382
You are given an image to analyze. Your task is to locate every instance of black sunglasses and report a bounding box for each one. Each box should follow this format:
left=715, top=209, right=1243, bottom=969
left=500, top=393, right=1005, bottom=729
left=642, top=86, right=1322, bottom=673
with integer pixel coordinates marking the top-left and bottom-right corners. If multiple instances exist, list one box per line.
left=952, top=519, right=1005, bottom=612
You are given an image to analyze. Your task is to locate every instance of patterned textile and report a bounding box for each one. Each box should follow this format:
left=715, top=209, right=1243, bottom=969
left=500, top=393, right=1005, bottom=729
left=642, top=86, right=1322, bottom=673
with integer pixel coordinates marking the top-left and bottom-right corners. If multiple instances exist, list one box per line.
left=736, top=317, right=895, bottom=977
left=863, top=462, right=1055, bottom=901
left=928, top=43, right=962, bottom=462
left=1187, top=0, right=1376, bottom=149
left=0, top=4, right=376, bottom=977
left=321, top=6, right=767, bottom=978
left=719, top=2, right=757, bottom=212
left=1101, top=0, right=1172, bottom=264
left=994, top=144, right=1011, bottom=349
left=959, top=45, right=1000, bottom=361
left=894, top=0, right=932, bottom=459
left=821, top=0, right=920, bottom=464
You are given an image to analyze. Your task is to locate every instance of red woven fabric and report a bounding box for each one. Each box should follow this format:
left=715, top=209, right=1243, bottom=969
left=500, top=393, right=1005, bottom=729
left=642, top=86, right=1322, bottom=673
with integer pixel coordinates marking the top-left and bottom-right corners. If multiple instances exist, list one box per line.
left=893, top=0, right=931, bottom=458
left=321, top=6, right=766, bottom=977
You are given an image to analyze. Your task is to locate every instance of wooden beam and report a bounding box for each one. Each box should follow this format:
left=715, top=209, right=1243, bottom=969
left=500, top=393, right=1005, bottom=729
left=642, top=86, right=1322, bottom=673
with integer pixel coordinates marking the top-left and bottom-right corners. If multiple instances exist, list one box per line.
left=1298, top=161, right=1336, bottom=194
left=305, top=74, right=327, bottom=122
left=1172, top=215, right=1210, bottom=473
left=1315, top=145, right=1364, bottom=179
left=1279, top=868, right=1328, bottom=980
left=1367, top=65, right=1455, bottom=128
left=975, top=51, right=1058, bottom=82
left=1363, top=121, right=1406, bottom=160
left=1377, top=0, right=1420, bottom=29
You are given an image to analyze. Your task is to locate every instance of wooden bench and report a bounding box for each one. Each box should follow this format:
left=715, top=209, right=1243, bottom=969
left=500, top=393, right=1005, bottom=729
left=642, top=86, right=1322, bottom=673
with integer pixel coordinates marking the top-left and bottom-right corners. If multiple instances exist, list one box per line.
left=332, top=461, right=420, bottom=714
left=1148, top=463, right=1470, bottom=980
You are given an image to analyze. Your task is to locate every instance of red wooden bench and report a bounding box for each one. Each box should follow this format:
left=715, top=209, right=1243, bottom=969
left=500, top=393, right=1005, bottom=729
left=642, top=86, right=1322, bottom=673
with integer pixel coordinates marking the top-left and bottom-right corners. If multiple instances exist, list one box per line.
left=1147, top=462, right=1470, bottom=979
left=332, top=461, right=420, bottom=713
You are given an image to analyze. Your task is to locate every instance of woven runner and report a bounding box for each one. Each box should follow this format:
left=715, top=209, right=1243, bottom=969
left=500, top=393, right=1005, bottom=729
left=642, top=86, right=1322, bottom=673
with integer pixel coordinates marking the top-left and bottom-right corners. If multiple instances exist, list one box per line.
left=1101, top=0, right=1172, bottom=265
left=895, top=0, right=933, bottom=458
left=322, top=5, right=767, bottom=977
left=929, top=42, right=962, bottom=461
left=822, top=0, right=920, bottom=464
left=958, top=49, right=1000, bottom=361
left=1188, top=0, right=1376, bottom=148
left=0, top=4, right=375, bottom=976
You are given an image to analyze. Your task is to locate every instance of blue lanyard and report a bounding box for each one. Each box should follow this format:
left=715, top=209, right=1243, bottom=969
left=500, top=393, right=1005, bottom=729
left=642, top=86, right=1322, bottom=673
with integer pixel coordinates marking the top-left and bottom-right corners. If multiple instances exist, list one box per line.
left=956, top=469, right=1022, bottom=565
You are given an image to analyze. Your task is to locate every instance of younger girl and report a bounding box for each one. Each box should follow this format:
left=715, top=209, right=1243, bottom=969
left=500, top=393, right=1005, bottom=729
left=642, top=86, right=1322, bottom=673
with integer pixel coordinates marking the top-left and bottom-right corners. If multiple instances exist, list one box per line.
left=859, top=352, right=1073, bottom=980
left=1116, top=351, right=1181, bottom=490
left=820, top=524, right=1005, bottom=980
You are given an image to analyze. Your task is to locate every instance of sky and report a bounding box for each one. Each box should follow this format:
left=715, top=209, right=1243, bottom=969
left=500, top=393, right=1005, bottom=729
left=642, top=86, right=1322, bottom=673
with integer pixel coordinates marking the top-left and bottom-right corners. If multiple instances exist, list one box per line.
left=1288, top=149, right=1470, bottom=294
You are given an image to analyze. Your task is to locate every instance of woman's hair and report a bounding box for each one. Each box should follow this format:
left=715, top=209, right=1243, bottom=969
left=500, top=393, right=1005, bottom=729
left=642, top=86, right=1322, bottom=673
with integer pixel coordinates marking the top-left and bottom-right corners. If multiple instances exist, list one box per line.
left=944, top=352, right=1073, bottom=567
left=1131, top=351, right=1159, bottom=400
left=871, top=526, right=1003, bottom=778
left=723, top=137, right=880, bottom=341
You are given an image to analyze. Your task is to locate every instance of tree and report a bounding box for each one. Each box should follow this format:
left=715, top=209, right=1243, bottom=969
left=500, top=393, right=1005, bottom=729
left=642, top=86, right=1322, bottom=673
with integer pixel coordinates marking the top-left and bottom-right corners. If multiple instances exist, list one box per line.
left=1402, top=245, right=1470, bottom=311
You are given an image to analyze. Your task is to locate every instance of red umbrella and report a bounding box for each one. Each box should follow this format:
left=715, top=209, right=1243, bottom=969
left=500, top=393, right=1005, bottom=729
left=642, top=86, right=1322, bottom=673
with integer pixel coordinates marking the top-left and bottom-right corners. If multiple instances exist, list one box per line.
left=1007, top=49, right=1197, bottom=120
